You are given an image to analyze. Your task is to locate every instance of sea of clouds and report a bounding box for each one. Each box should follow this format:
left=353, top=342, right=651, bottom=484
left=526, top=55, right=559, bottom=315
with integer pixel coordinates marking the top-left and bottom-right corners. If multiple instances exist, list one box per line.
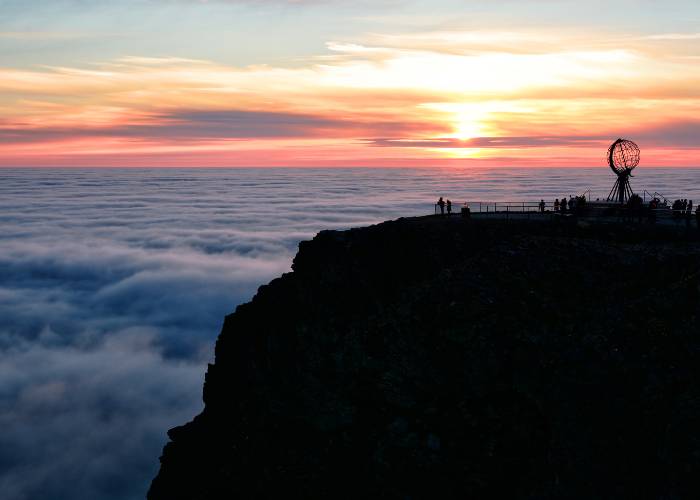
left=1, top=167, right=698, bottom=500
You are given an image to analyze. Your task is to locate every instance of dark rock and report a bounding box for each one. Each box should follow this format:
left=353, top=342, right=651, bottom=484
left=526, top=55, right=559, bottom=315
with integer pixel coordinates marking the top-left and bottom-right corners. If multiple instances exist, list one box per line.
left=148, top=216, right=700, bottom=499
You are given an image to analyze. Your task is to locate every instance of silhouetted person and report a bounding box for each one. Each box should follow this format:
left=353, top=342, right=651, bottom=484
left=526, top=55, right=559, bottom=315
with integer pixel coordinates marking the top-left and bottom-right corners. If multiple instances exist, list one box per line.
left=447, top=199, right=452, bottom=216
left=569, top=196, right=576, bottom=213
left=437, top=197, right=445, bottom=215
left=539, top=199, right=545, bottom=213
left=461, top=202, right=471, bottom=219
left=628, top=194, right=643, bottom=222
left=648, top=198, right=658, bottom=223
left=560, top=197, right=567, bottom=213
left=554, top=199, right=560, bottom=212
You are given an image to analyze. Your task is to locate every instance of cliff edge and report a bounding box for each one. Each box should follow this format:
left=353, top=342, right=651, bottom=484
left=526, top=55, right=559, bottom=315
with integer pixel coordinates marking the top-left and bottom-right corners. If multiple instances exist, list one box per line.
left=149, top=216, right=700, bottom=499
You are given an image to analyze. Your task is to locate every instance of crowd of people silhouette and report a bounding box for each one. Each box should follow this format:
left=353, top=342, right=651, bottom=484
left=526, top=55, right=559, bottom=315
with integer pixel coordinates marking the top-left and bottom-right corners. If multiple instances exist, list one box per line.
left=672, top=199, right=694, bottom=220
left=552, top=195, right=587, bottom=214
left=436, top=197, right=471, bottom=218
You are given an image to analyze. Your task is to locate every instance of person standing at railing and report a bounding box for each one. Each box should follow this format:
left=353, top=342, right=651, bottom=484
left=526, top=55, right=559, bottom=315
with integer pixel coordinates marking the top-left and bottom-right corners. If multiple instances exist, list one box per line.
left=648, top=198, right=658, bottom=223
left=539, top=199, right=546, bottom=213
left=447, top=199, right=452, bottom=217
left=560, top=197, right=567, bottom=214
left=554, top=199, right=560, bottom=212
left=437, top=197, right=445, bottom=215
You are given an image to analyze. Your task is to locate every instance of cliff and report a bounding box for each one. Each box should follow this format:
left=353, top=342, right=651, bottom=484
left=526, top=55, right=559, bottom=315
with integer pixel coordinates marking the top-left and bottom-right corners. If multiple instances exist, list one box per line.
left=148, top=216, right=700, bottom=499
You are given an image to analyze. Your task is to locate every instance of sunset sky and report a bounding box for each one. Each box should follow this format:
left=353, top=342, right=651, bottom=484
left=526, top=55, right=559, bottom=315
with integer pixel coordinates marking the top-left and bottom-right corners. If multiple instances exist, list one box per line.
left=1, top=0, right=699, bottom=167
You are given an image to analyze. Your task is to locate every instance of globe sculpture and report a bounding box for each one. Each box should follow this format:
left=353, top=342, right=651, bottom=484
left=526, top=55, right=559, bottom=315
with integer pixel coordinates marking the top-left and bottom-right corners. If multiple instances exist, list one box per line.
left=606, top=138, right=640, bottom=204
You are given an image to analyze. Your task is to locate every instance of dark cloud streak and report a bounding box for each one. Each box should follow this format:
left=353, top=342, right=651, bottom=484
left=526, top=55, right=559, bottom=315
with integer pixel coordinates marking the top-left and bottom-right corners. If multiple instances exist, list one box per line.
left=4, top=111, right=696, bottom=152
left=370, top=135, right=608, bottom=148
left=0, top=109, right=448, bottom=144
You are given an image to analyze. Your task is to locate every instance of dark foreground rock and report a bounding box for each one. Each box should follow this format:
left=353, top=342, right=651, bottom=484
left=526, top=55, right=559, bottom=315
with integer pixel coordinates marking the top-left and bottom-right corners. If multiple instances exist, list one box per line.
left=148, top=216, right=700, bottom=499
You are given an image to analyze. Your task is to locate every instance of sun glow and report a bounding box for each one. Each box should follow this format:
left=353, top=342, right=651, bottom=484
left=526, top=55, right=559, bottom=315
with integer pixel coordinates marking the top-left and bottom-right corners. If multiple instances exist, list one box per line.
left=435, top=147, right=483, bottom=159
left=452, top=118, right=484, bottom=141
left=423, top=103, right=498, bottom=141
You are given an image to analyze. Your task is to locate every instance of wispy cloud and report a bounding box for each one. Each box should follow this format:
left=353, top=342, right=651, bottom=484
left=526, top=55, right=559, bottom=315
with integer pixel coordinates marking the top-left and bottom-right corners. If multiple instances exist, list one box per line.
left=0, top=31, right=96, bottom=40
left=646, top=33, right=700, bottom=40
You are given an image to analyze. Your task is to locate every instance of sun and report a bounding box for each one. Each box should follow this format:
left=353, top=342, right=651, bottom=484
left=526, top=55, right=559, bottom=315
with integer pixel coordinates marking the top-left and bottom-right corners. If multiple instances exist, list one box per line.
left=453, top=118, right=484, bottom=141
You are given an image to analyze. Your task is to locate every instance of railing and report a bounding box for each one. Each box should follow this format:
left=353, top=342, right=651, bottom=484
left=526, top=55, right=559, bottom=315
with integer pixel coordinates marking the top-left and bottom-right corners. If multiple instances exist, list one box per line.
left=434, top=201, right=547, bottom=215
left=432, top=200, right=698, bottom=225
left=434, top=189, right=596, bottom=216
left=643, top=190, right=670, bottom=205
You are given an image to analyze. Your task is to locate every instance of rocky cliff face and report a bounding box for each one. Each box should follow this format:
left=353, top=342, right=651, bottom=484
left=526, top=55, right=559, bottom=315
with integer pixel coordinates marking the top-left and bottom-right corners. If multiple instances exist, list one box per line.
left=148, top=217, right=700, bottom=499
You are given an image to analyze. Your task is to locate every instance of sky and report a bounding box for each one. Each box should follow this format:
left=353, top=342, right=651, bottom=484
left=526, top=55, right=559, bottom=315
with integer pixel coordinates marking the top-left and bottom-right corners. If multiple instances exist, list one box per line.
left=0, top=0, right=699, bottom=166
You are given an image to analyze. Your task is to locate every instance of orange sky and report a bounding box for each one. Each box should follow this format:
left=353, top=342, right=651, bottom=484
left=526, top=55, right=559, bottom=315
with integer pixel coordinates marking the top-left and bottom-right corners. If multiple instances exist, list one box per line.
left=2, top=19, right=699, bottom=166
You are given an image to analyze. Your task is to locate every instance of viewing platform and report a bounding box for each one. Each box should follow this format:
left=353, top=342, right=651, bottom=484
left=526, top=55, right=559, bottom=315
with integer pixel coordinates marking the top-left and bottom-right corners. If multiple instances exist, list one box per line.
left=431, top=198, right=699, bottom=230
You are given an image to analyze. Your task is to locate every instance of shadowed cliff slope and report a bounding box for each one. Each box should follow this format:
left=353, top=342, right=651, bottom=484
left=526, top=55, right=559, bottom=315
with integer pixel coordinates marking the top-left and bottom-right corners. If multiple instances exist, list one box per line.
left=149, top=216, right=700, bottom=499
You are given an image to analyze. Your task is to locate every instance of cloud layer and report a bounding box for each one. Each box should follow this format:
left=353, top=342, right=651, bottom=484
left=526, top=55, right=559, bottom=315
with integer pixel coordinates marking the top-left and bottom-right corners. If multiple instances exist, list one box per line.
left=3, top=167, right=700, bottom=499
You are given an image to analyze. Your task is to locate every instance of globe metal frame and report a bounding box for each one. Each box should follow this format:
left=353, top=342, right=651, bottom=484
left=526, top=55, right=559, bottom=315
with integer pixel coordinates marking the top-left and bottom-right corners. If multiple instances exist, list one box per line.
left=606, top=138, right=640, bottom=204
